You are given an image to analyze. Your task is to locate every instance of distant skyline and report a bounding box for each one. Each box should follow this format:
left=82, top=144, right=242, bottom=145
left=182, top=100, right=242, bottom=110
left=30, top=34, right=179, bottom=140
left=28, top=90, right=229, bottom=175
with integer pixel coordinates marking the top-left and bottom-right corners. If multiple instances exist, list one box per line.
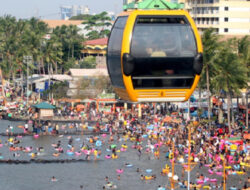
left=0, top=0, right=123, bottom=19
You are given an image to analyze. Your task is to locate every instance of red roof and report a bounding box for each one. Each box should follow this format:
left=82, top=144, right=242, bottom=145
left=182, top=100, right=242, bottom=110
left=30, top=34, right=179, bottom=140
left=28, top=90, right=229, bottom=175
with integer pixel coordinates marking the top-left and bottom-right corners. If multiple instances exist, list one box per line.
left=85, top=38, right=108, bottom=46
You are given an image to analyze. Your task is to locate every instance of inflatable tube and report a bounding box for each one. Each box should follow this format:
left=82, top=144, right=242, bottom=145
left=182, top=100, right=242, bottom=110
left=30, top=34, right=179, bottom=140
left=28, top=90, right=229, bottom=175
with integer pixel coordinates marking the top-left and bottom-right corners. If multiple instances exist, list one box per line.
left=216, top=172, right=222, bottom=176
left=237, top=171, right=245, bottom=175
left=120, top=148, right=126, bottom=152
left=240, top=162, right=246, bottom=166
left=144, top=176, right=152, bottom=180
left=209, top=178, right=217, bottom=182
left=116, top=169, right=124, bottom=174
left=216, top=165, right=223, bottom=169
left=75, top=138, right=81, bottom=142
left=197, top=180, right=204, bottom=184
left=142, top=134, right=148, bottom=138
left=105, top=155, right=111, bottom=159
left=208, top=169, right=213, bottom=174
left=16, top=135, right=23, bottom=139
left=233, top=165, right=240, bottom=170
left=53, top=153, right=60, bottom=157
left=162, top=168, right=168, bottom=174
left=66, top=152, right=74, bottom=156
left=204, top=164, right=211, bottom=167
left=33, top=134, right=39, bottom=139
left=88, top=126, right=93, bottom=130
left=102, top=134, right=107, bottom=138
left=121, top=144, right=127, bottom=149
left=204, top=177, right=210, bottom=182
left=203, top=186, right=211, bottom=189
left=106, top=149, right=111, bottom=152
left=0, top=144, right=3, bottom=148
left=75, top=152, right=82, bottom=156
left=95, top=140, right=102, bottom=147
left=229, top=187, right=237, bottom=190
left=112, top=154, right=118, bottom=159
left=146, top=169, right=152, bottom=173
left=126, top=164, right=133, bottom=168
left=225, top=166, right=231, bottom=169
left=0, top=156, right=3, bottom=160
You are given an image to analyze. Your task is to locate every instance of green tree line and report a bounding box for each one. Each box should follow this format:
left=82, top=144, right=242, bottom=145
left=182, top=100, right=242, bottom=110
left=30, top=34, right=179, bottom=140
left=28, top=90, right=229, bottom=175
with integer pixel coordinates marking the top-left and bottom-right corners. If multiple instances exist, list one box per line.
left=0, top=12, right=112, bottom=81
left=200, top=28, right=249, bottom=131
left=0, top=15, right=86, bottom=80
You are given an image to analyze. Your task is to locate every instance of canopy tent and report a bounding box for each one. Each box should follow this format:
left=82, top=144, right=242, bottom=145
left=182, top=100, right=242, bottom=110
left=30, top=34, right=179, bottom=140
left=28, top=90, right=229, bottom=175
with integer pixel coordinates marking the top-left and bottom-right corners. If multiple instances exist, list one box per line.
left=32, top=102, right=55, bottom=109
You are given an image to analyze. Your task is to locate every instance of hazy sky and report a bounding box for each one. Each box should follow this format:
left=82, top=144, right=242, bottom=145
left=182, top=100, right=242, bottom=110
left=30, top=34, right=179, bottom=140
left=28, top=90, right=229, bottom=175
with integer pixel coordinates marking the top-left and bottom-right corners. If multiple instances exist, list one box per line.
left=0, top=0, right=123, bottom=19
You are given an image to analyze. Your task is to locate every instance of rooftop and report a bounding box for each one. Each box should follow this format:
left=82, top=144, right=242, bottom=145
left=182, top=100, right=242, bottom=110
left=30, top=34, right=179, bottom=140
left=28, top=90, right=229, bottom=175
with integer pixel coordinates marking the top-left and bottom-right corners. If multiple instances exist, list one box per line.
left=69, top=69, right=108, bottom=77
left=85, top=38, right=108, bottom=46
left=42, top=20, right=83, bottom=28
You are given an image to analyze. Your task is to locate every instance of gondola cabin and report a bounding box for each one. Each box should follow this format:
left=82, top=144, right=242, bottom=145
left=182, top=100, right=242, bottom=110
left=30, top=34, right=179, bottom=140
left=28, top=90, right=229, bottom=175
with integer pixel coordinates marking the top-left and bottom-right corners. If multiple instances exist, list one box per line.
left=107, top=10, right=203, bottom=102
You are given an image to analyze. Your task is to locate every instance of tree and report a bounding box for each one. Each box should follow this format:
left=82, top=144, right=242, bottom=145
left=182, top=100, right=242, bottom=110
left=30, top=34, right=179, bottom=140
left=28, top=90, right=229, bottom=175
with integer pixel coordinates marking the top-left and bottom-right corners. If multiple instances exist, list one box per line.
left=237, top=36, right=250, bottom=129
left=83, top=12, right=112, bottom=40
left=79, top=56, right=96, bottom=68
left=69, top=14, right=91, bottom=20
left=211, top=39, right=248, bottom=132
left=201, top=28, right=220, bottom=124
left=43, top=33, right=63, bottom=74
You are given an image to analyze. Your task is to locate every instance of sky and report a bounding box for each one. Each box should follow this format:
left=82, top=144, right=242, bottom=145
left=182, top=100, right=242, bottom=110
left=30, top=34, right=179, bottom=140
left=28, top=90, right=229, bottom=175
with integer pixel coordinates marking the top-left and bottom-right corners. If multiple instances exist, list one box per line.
left=0, top=0, right=123, bottom=19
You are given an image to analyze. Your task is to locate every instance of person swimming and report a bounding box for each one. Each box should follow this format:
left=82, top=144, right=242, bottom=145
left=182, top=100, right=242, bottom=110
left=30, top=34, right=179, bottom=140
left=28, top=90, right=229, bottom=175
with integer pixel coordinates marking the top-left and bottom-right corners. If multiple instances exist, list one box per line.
left=51, top=176, right=57, bottom=182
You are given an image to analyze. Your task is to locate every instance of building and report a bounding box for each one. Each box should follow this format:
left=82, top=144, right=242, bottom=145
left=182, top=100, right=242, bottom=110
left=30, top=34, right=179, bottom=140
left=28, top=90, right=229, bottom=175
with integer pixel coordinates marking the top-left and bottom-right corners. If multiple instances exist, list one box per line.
left=186, top=0, right=250, bottom=36
left=82, top=38, right=108, bottom=57
left=67, top=68, right=109, bottom=97
left=42, top=20, right=87, bottom=36
left=60, top=5, right=90, bottom=20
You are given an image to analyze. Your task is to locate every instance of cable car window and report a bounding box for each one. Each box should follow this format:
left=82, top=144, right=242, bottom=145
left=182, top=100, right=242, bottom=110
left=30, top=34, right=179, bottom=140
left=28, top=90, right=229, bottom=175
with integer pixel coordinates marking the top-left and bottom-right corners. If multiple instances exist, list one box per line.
left=130, top=16, right=197, bottom=89
left=131, top=16, right=197, bottom=58
left=107, top=16, right=128, bottom=88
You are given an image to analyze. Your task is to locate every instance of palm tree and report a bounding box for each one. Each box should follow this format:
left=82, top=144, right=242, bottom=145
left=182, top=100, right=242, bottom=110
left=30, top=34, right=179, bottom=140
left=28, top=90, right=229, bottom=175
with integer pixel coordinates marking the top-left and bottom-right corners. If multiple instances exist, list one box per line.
left=237, top=36, right=250, bottom=129
left=43, top=33, right=63, bottom=74
left=0, top=15, right=18, bottom=79
left=211, top=39, right=248, bottom=132
left=201, top=28, right=220, bottom=125
left=83, top=11, right=112, bottom=40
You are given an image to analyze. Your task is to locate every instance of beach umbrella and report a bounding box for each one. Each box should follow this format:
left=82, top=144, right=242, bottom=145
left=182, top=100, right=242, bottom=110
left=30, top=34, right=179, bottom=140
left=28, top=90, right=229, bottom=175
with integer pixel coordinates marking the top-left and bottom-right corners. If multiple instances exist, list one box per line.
left=111, top=144, right=117, bottom=149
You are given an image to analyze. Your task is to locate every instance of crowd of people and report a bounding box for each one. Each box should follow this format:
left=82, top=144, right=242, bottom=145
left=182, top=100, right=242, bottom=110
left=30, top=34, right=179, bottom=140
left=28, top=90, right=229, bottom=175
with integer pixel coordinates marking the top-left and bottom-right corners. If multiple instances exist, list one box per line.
left=0, top=101, right=249, bottom=189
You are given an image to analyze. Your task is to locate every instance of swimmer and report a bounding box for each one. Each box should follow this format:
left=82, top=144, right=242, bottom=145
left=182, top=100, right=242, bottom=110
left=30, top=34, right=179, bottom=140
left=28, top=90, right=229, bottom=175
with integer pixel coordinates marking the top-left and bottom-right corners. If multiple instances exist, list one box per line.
left=51, top=176, right=57, bottom=182
left=117, top=175, right=120, bottom=180
left=105, top=176, right=109, bottom=182
left=140, top=175, right=144, bottom=180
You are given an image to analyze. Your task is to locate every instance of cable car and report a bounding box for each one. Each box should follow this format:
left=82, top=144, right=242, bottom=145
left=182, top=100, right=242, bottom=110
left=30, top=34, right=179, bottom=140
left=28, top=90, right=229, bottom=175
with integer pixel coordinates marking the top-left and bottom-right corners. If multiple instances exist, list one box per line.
left=107, top=10, right=203, bottom=102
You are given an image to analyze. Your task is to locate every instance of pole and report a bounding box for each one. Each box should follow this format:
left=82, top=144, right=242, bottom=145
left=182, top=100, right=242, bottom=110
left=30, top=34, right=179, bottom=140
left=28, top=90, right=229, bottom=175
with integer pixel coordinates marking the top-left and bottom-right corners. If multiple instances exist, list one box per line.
left=27, top=59, right=29, bottom=107
left=138, top=103, right=141, bottom=119
left=187, top=124, right=191, bottom=190
left=188, top=98, right=191, bottom=120
left=223, top=158, right=226, bottom=190
left=171, top=139, right=175, bottom=190
left=246, top=91, right=249, bottom=130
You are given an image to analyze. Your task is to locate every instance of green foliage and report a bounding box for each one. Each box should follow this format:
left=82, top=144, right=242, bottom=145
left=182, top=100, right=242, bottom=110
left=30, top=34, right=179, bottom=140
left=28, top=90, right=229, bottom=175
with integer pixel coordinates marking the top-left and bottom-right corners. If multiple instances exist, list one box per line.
left=211, top=39, right=248, bottom=95
left=62, top=58, right=76, bottom=73
left=0, top=15, right=85, bottom=79
left=78, top=56, right=96, bottom=68
left=69, top=14, right=91, bottom=20
left=83, top=12, right=112, bottom=40
left=43, top=81, right=69, bottom=99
